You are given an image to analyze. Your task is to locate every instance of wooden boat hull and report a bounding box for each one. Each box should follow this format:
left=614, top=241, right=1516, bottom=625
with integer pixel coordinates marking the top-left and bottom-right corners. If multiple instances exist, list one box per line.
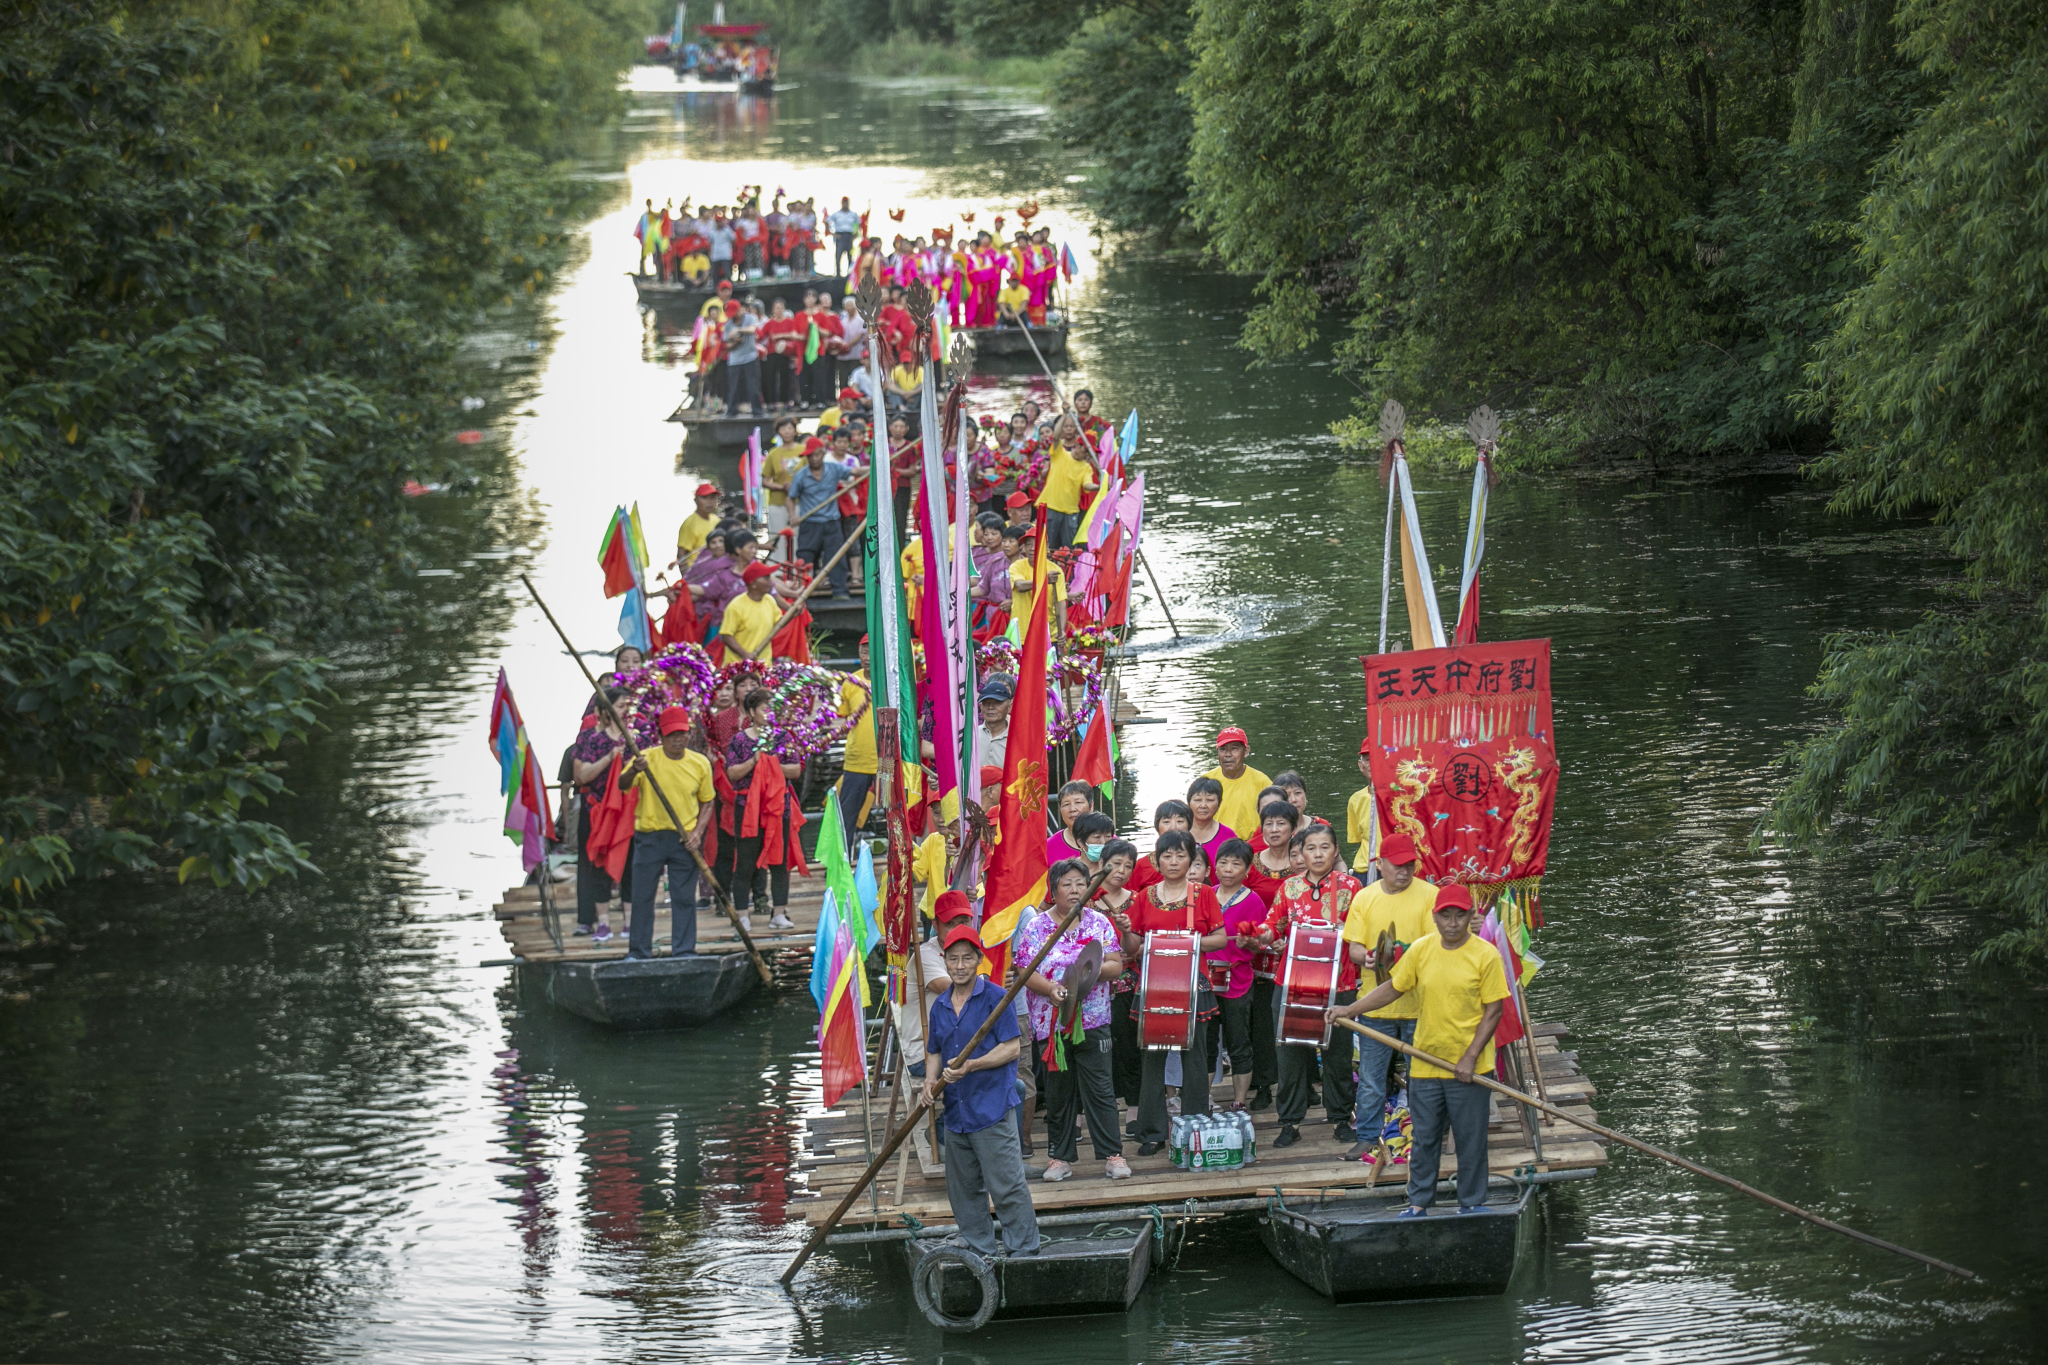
left=898, top=1224, right=1152, bottom=1324
left=963, top=324, right=1068, bottom=359
left=665, top=405, right=824, bottom=448
left=528, top=951, right=758, bottom=1030
left=738, top=77, right=777, bottom=95
left=1259, top=1183, right=1532, bottom=1303
left=631, top=272, right=843, bottom=311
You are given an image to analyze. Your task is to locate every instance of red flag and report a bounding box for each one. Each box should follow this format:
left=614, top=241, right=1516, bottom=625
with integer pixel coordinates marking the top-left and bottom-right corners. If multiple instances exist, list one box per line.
left=979, top=529, right=1053, bottom=981
left=1071, top=692, right=1114, bottom=792
left=659, top=585, right=700, bottom=651
left=771, top=605, right=813, bottom=664
left=598, top=513, right=637, bottom=598
left=587, top=753, right=639, bottom=881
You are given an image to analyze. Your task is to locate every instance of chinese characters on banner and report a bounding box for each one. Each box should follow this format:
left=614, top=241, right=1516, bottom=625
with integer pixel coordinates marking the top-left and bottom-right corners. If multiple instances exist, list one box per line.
left=1360, top=639, right=1559, bottom=893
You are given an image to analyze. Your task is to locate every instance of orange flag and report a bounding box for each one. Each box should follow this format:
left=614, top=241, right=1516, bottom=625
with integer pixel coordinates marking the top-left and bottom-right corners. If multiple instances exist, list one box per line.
left=979, top=528, right=1052, bottom=980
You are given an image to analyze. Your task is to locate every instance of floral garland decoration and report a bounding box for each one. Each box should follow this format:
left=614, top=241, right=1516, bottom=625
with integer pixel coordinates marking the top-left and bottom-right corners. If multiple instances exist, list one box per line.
left=761, top=661, right=849, bottom=761
left=610, top=642, right=718, bottom=744
left=970, top=638, right=1103, bottom=744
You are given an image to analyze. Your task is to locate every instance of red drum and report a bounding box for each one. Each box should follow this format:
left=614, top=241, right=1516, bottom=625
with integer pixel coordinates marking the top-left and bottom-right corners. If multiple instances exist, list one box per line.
left=1278, top=922, right=1342, bottom=1047
left=1137, top=931, right=1201, bottom=1051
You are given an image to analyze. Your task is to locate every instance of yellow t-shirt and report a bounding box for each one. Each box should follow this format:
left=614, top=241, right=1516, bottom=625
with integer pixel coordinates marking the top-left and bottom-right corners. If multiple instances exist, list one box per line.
left=677, top=510, right=719, bottom=555
left=840, top=672, right=877, bottom=775
left=1035, top=443, right=1093, bottom=516
left=1008, top=557, right=1066, bottom=625
left=1202, top=765, right=1273, bottom=838
left=998, top=282, right=1028, bottom=315
left=631, top=746, right=716, bottom=834
left=764, top=444, right=807, bottom=507
left=1346, top=785, right=1380, bottom=872
left=1389, top=932, right=1510, bottom=1080
left=891, top=363, right=925, bottom=393
left=900, top=537, right=924, bottom=585
left=720, top=590, right=782, bottom=661
left=1341, top=878, right=1440, bottom=1019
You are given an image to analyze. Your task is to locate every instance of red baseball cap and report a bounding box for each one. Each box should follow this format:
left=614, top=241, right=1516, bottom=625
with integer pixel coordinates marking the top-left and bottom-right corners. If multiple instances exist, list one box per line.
left=1434, top=883, right=1474, bottom=912
left=1215, top=727, right=1248, bottom=748
left=741, top=562, right=777, bottom=584
left=658, top=706, right=690, bottom=735
left=934, top=890, right=972, bottom=922
left=1004, top=492, right=1030, bottom=508
left=1380, top=831, right=1419, bottom=865
left=695, top=482, right=720, bottom=497
left=1358, top=735, right=1372, bottom=756
left=939, top=921, right=984, bottom=954
left=979, top=765, right=1004, bottom=790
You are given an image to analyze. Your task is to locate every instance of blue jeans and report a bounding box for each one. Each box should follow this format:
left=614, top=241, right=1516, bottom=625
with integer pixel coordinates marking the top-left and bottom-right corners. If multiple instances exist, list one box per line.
left=1408, top=1074, right=1492, bottom=1211
left=628, top=828, right=700, bottom=958
left=1351, top=1015, right=1416, bottom=1142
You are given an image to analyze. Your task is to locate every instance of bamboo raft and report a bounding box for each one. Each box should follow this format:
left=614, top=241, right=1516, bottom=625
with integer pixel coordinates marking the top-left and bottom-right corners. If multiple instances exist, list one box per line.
left=794, top=1020, right=1606, bottom=1232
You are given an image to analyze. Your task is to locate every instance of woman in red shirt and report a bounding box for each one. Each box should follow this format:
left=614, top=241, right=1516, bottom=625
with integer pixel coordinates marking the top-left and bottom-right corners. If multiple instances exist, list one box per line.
left=1114, top=831, right=1225, bottom=1156
left=1208, top=836, right=1267, bottom=1111
left=757, top=298, right=805, bottom=410
left=1254, top=824, right=1364, bottom=1148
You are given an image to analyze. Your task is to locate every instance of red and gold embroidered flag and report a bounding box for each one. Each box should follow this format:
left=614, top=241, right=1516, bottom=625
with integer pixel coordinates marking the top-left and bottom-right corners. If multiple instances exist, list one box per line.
left=1360, top=639, right=1559, bottom=924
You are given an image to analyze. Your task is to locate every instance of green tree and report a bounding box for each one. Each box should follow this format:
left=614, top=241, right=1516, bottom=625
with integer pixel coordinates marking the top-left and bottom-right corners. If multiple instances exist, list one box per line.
left=1050, top=0, right=1194, bottom=234
left=0, top=3, right=627, bottom=932
left=1183, top=0, right=1803, bottom=456
left=1768, top=0, right=2048, bottom=965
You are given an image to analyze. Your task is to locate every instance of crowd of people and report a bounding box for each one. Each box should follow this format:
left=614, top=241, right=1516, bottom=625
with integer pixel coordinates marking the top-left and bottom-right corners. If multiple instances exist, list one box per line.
left=636, top=190, right=825, bottom=286
left=917, top=728, right=1516, bottom=1260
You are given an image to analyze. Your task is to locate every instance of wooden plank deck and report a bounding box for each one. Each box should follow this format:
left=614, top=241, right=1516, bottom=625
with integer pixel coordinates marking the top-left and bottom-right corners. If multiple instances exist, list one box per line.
left=495, top=874, right=830, bottom=964
left=794, top=1022, right=1606, bottom=1229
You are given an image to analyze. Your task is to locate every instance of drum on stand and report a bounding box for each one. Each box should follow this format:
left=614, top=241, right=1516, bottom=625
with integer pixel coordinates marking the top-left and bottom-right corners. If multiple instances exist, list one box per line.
left=1278, top=922, right=1342, bottom=1047
left=1136, top=930, right=1200, bottom=1051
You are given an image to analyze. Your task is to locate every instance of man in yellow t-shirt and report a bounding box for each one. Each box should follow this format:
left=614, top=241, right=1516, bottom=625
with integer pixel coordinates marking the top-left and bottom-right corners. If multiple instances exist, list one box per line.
left=1034, top=435, right=1099, bottom=550
left=1330, top=882, right=1508, bottom=1214
left=677, top=481, right=722, bottom=561
left=836, top=635, right=878, bottom=831
left=718, top=562, right=783, bottom=661
left=1002, top=524, right=1067, bottom=639
left=1202, top=727, right=1272, bottom=836
left=619, top=705, right=716, bottom=959
left=1338, top=830, right=1437, bottom=1160
left=997, top=276, right=1029, bottom=322
left=1346, top=738, right=1380, bottom=875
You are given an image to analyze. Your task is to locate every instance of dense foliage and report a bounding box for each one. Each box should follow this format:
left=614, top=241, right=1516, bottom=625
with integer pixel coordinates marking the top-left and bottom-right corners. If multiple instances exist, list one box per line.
left=1767, top=0, right=2048, bottom=966
left=0, top=1, right=646, bottom=934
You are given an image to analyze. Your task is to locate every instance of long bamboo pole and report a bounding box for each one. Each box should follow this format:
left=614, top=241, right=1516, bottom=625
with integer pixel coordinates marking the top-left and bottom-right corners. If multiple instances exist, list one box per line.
left=780, top=863, right=1116, bottom=1288
left=742, top=470, right=874, bottom=661
left=520, top=574, right=774, bottom=987
left=1327, top=1017, right=1977, bottom=1281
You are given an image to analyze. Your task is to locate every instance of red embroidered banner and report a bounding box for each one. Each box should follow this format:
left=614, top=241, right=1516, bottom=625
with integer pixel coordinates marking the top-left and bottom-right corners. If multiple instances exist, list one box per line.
left=1360, top=639, right=1559, bottom=889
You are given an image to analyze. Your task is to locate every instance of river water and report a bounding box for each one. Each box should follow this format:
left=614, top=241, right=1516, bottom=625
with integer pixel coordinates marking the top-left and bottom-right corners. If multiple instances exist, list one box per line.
left=3, top=72, right=2043, bottom=1365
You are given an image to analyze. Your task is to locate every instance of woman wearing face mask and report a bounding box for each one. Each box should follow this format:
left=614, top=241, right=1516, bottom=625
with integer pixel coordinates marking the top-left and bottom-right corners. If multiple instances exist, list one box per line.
left=1044, top=781, right=1099, bottom=863
left=1116, top=831, right=1227, bottom=1157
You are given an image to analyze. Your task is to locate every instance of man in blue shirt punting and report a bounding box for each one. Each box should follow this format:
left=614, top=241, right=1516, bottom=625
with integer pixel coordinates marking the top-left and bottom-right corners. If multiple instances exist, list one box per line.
left=924, top=919, right=1041, bottom=1257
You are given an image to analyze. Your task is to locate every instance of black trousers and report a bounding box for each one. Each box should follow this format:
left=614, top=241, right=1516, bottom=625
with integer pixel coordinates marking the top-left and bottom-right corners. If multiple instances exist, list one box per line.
left=799, top=359, right=833, bottom=407
left=1110, top=991, right=1143, bottom=1107
left=725, top=358, right=763, bottom=416
left=732, top=799, right=795, bottom=910
left=796, top=515, right=847, bottom=595
left=1250, top=977, right=1279, bottom=1089
left=1041, top=1025, right=1121, bottom=1162
left=1274, top=985, right=1357, bottom=1125
left=763, top=354, right=796, bottom=407
left=833, top=232, right=854, bottom=274
left=837, top=772, right=874, bottom=834
left=575, top=800, right=632, bottom=925
left=1206, top=990, right=1254, bottom=1076
left=1136, top=1010, right=1210, bottom=1144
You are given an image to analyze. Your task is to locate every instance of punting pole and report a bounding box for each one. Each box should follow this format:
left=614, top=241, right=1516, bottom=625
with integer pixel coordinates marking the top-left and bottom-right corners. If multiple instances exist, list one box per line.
left=1377, top=477, right=1397, bottom=654
left=1329, top=1018, right=1978, bottom=1281
left=742, top=478, right=872, bottom=661
left=1136, top=549, right=1183, bottom=641
left=780, top=862, right=1118, bottom=1289
left=519, top=574, right=775, bottom=987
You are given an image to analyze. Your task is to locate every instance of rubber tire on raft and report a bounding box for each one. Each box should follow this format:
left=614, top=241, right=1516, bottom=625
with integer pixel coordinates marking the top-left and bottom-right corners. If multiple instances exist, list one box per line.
left=910, top=1245, right=999, bottom=1332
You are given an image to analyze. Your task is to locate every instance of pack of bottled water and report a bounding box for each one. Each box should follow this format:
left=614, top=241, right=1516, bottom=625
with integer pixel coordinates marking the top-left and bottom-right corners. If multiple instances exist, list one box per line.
left=1168, top=1111, right=1257, bottom=1170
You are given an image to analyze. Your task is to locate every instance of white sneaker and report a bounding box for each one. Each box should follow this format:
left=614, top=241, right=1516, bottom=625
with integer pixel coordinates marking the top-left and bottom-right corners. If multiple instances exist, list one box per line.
left=738, top=914, right=754, bottom=931
left=1167, top=1096, right=1182, bottom=1116
left=769, top=913, right=795, bottom=930
left=1041, top=1159, right=1073, bottom=1182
